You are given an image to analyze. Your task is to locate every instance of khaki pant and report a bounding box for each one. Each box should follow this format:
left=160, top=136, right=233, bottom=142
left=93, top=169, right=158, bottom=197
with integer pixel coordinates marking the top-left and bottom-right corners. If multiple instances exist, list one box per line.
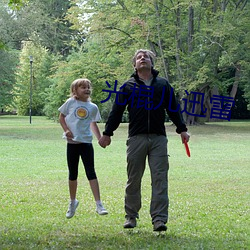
left=125, top=134, right=169, bottom=223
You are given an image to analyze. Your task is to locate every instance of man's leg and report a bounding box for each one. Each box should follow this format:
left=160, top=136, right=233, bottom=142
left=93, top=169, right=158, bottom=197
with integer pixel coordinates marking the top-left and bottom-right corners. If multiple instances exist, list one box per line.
left=148, top=135, right=169, bottom=227
left=125, top=135, right=148, bottom=221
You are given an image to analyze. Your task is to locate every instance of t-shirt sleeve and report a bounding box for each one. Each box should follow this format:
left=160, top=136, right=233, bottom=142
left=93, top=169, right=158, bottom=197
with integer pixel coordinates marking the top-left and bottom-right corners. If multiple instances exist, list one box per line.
left=58, top=98, right=72, bottom=115
left=92, top=105, right=101, bottom=122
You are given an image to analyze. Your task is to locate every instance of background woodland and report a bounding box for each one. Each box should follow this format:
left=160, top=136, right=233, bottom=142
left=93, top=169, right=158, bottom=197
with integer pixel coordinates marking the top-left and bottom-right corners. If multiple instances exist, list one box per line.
left=1, top=0, right=250, bottom=123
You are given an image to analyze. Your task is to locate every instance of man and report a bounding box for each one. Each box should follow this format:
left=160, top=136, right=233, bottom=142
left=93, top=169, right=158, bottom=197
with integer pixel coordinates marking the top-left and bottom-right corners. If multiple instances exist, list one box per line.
left=99, top=49, right=190, bottom=232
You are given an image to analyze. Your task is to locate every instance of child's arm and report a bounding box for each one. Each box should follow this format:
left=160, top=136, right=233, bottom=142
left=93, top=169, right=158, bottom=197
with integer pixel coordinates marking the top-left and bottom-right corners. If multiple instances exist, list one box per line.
left=59, top=113, right=73, bottom=139
left=90, top=122, right=101, bottom=140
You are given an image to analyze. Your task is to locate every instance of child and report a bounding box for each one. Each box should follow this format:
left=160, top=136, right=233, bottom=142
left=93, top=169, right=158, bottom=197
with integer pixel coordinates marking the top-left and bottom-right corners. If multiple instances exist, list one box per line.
left=58, top=78, right=108, bottom=218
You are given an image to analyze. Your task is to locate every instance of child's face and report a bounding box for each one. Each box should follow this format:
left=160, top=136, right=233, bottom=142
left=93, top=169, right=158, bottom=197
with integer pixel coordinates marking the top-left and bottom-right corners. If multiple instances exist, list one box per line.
left=75, top=83, right=91, bottom=101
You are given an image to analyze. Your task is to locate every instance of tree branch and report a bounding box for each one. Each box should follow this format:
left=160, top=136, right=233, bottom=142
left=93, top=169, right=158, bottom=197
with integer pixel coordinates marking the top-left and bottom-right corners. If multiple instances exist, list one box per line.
left=104, top=26, right=133, bottom=39
left=116, top=0, right=129, bottom=12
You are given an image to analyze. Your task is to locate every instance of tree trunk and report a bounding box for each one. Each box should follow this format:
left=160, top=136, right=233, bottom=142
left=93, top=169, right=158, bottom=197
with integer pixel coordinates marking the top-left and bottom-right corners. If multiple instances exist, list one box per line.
left=175, top=1, right=183, bottom=83
left=209, top=86, right=221, bottom=122
left=188, top=4, right=194, bottom=54
left=154, top=0, right=169, bottom=81
left=230, top=65, right=240, bottom=99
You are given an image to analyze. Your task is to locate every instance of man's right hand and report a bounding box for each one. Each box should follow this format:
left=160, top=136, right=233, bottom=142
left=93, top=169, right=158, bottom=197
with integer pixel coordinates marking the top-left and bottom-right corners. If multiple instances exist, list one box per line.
left=98, top=135, right=111, bottom=148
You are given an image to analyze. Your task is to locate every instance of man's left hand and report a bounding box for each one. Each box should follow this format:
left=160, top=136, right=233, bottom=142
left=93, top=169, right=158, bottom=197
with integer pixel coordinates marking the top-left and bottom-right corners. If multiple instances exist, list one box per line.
left=180, top=132, right=190, bottom=143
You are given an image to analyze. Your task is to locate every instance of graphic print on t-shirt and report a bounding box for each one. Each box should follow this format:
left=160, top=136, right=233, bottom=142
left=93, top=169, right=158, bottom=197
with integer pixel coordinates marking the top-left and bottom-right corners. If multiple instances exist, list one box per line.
left=75, top=106, right=89, bottom=119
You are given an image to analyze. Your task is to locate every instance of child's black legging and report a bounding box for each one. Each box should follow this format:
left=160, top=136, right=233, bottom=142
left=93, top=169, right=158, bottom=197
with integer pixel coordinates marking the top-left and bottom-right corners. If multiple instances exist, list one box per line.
left=67, top=143, right=97, bottom=181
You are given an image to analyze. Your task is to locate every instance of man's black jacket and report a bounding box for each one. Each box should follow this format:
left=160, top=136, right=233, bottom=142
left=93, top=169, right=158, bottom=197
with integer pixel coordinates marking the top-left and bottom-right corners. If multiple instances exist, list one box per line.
left=103, top=69, right=187, bottom=137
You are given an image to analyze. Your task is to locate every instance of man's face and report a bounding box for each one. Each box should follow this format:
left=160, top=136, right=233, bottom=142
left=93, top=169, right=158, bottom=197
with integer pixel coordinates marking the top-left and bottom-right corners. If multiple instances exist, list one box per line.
left=134, top=52, right=152, bottom=71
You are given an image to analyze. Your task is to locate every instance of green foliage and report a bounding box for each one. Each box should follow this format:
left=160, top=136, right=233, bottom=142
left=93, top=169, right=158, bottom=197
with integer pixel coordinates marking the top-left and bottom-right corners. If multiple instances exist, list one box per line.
left=43, top=44, right=121, bottom=120
left=14, top=40, right=54, bottom=115
left=0, top=49, right=19, bottom=112
left=241, top=61, right=250, bottom=110
left=8, top=0, right=28, bottom=10
left=2, top=0, right=250, bottom=121
left=43, top=54, right=80, bottom=120
left=3, top=0, right=78, bottom=55
left=66, top=0, right=250, bottom=116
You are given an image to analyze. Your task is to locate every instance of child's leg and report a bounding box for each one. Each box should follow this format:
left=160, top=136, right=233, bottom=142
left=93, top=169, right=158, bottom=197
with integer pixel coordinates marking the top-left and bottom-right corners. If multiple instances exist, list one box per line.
left=80, top=143, right=100, bottom=201
left=89, top=178, right=108, bottom=215
left=66, top=179, right=79, bottom=219
left=67, top=143, right=80, bottom=201
left=89, top=178, right=100, bottom=201
left=65, top=144, right=80, bottom=218
left=69, top=179, right=77, bottom=200
left=80, top=143, right=107, bottom=214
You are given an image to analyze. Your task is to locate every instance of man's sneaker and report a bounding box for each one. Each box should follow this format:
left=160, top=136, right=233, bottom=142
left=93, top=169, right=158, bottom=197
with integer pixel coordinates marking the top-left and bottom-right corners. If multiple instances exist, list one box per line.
left=66, top=199, right=79, bottom=219
left=124, top=217, right=137, bottom=228
left=96, top=203, right=108, bottom=215
left=153, top=221, right=167, bottom=231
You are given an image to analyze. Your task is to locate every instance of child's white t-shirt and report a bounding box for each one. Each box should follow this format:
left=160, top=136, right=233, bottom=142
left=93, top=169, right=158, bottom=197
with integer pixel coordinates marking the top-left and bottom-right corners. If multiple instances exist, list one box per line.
left=58, top=98, right=101, bottom=143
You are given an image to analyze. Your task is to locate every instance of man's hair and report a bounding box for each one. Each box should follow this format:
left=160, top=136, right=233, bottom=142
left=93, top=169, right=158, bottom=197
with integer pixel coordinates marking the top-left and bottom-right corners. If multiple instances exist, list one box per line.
left=132, top=49, right=156, bottom=67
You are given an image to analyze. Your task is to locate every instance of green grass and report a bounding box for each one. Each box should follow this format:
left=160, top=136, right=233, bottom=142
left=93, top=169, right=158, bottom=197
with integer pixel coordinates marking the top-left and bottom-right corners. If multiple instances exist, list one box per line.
left=0, top=116, right=249, bottom=250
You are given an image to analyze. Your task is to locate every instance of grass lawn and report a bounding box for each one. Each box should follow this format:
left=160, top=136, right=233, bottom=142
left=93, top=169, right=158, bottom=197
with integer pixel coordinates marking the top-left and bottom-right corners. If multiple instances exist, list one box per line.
left=0, top=116, right=249, bottom=249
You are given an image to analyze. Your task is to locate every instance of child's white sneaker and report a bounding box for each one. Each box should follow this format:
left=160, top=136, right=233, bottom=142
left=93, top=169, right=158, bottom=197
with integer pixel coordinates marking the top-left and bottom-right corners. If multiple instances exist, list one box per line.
left=66, top=199, right=79, bottom=219
left=96, top=203, right=108, bottom=215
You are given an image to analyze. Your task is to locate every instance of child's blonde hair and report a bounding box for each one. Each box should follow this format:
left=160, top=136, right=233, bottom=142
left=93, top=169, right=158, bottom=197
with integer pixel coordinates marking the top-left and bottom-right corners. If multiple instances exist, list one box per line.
left=70, top=78, right=92, bottom=100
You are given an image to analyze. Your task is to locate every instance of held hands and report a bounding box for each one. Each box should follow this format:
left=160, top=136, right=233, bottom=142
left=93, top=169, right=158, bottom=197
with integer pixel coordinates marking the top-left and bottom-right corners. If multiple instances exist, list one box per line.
left=99, top=135, right=111, bottom=148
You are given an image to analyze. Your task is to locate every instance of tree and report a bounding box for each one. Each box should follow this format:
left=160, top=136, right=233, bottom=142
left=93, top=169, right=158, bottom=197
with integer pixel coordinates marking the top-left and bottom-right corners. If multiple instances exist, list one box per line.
left=1, top=0, right=82, bottom=115
left=63, top=0, right=250, bottom=122
left=14, top=39, right=54, bottom=115
left=7, top=0, right=248, bottom=121
left=2, top=0, right=79, bottom=56
left=43, top=37, right=122, bottom=120
left=0, top=50, right=19, bottom=112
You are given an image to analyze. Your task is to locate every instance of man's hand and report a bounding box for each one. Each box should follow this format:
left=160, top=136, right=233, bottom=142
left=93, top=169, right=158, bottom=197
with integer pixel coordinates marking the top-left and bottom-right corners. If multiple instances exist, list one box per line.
left=180, top=132, right=190, bottom=143
left=98, top=135, right=111, bottom=148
